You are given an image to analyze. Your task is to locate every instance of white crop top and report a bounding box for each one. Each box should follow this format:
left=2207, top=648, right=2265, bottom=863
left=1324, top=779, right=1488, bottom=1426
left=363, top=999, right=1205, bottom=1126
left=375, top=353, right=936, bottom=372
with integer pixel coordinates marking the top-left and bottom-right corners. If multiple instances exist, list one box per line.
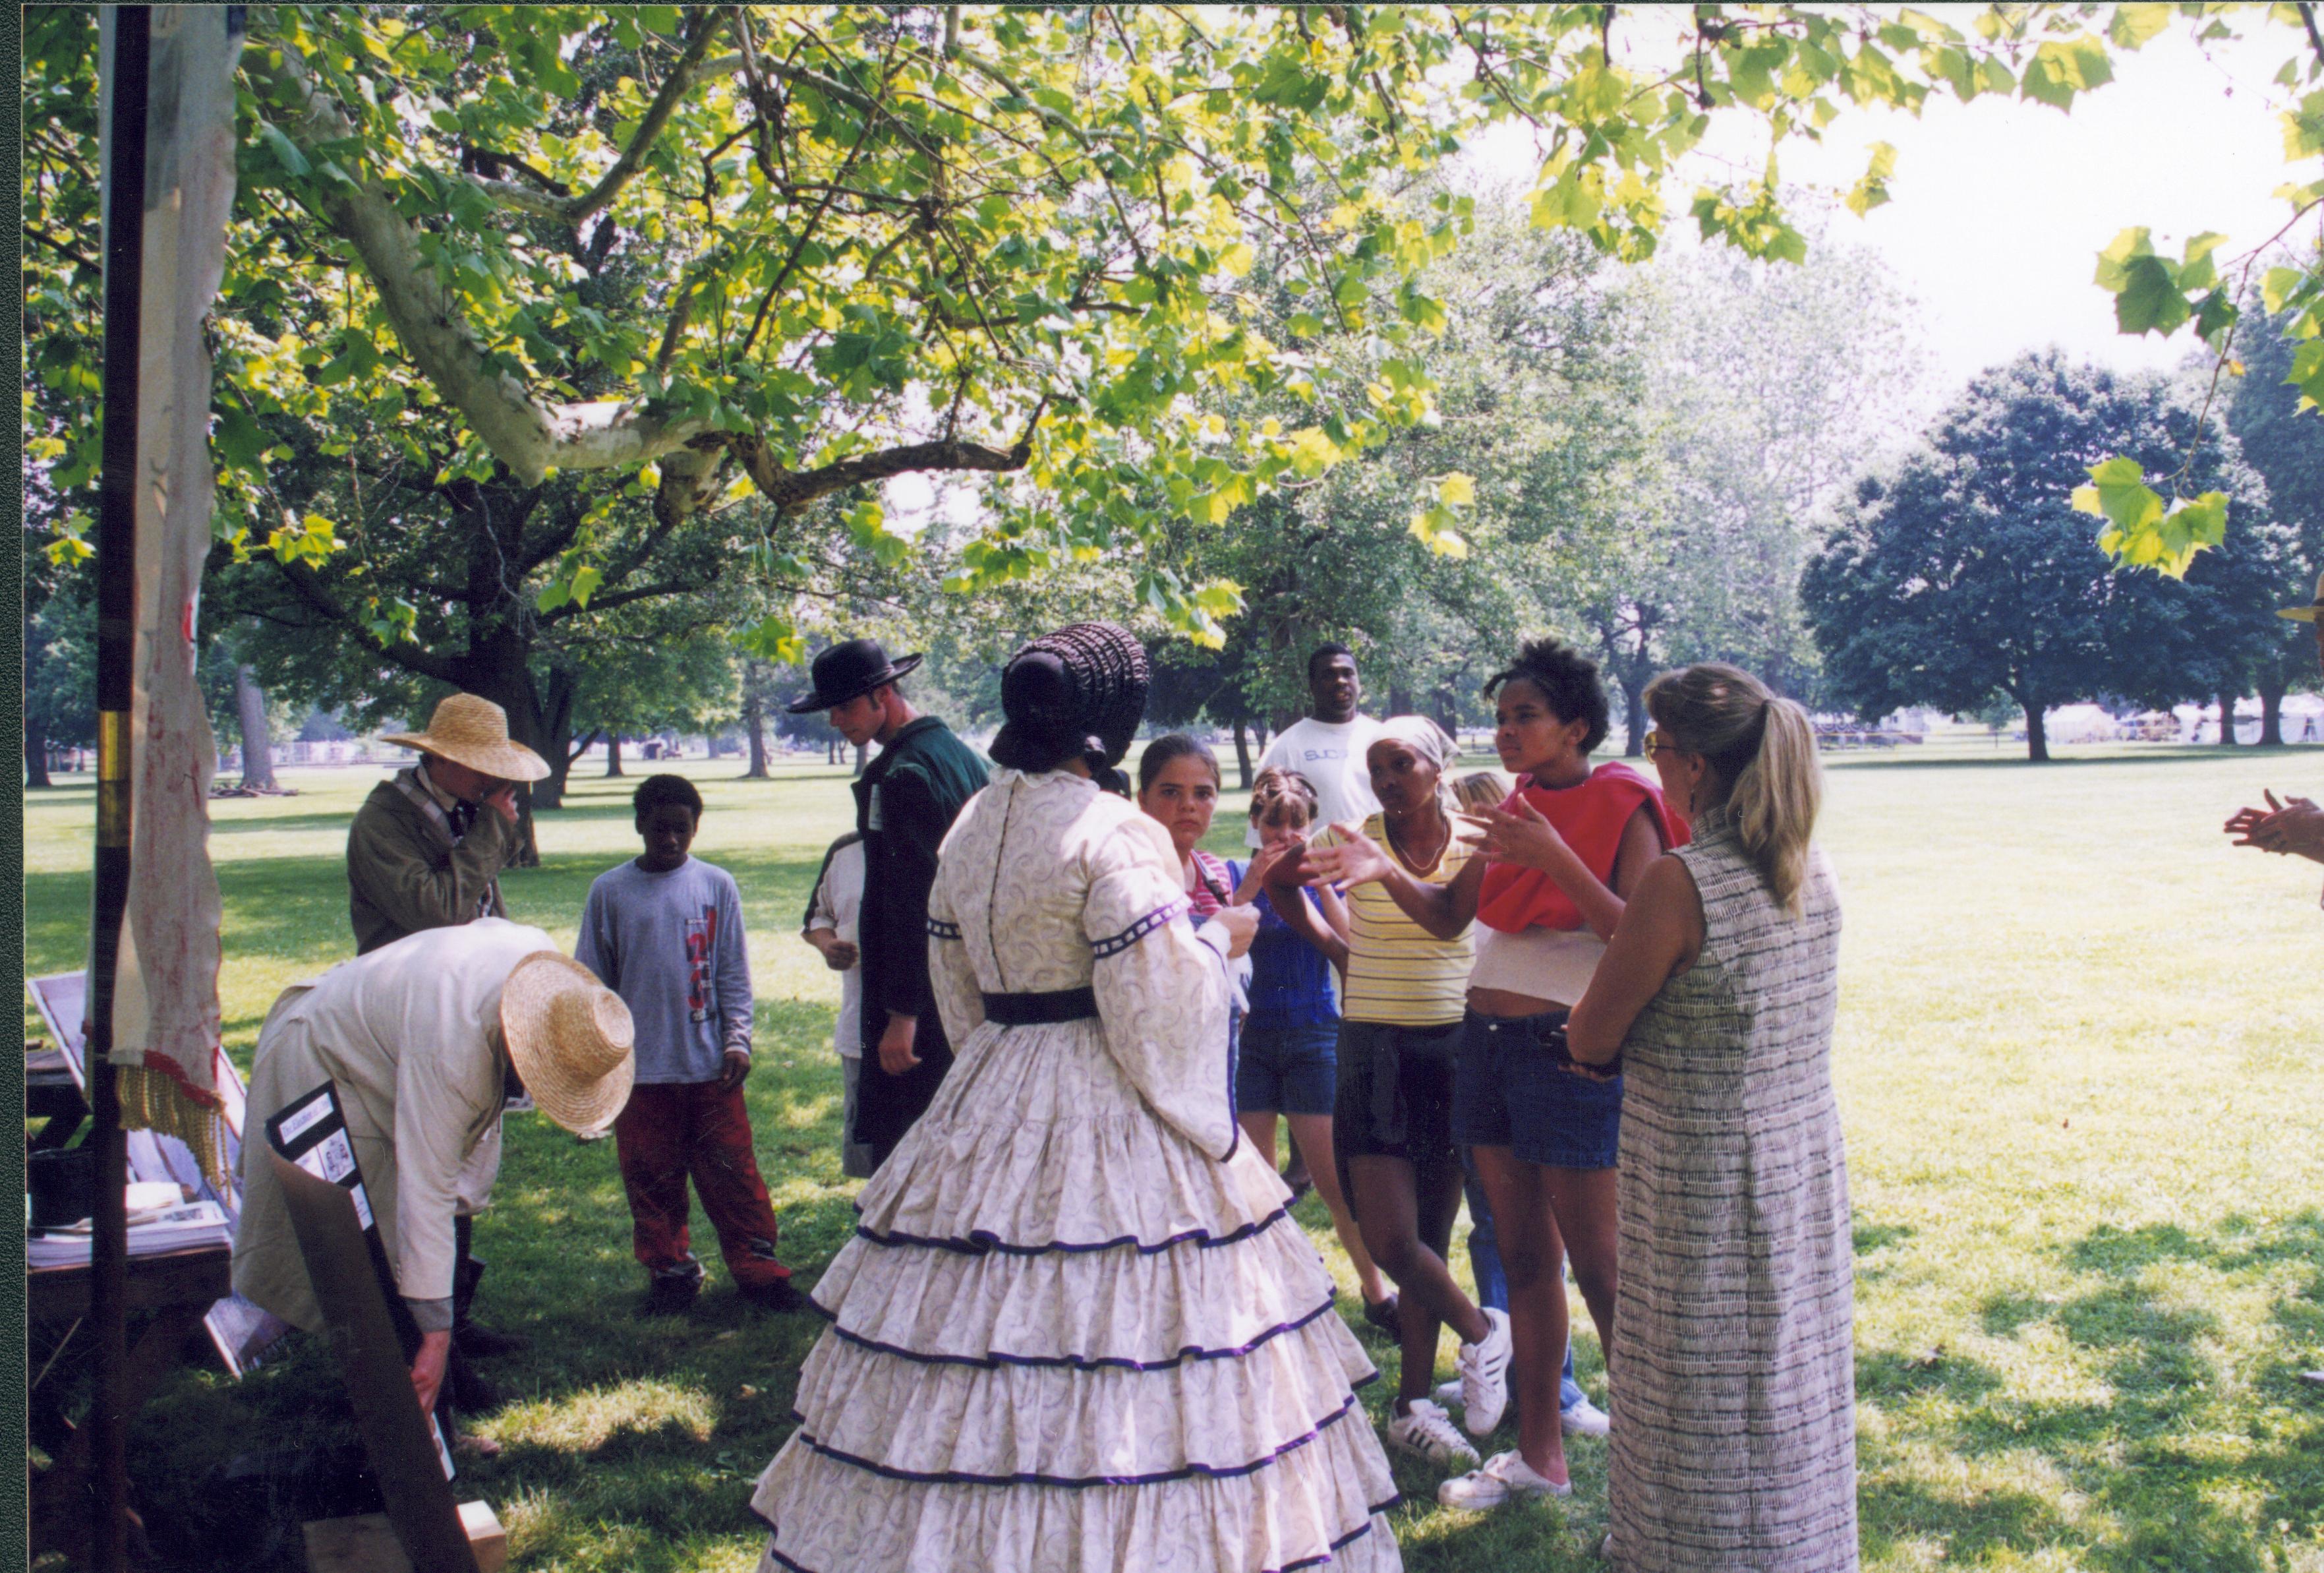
left=1468, top=922, right=1604, bottom=1009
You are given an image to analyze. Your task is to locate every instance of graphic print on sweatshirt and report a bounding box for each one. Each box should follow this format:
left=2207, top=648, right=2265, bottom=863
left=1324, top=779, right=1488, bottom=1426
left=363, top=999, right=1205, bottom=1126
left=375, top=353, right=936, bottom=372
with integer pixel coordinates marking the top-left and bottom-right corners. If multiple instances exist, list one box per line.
left=684, top=905, right=718, bottom=1024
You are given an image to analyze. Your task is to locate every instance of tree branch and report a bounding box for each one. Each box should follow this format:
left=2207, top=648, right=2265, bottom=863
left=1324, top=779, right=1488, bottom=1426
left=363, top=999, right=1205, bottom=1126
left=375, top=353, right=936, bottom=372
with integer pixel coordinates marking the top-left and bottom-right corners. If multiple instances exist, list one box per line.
left=269, top=558, right=464, bottom=685
left=567, top=11, right=731, bottom=222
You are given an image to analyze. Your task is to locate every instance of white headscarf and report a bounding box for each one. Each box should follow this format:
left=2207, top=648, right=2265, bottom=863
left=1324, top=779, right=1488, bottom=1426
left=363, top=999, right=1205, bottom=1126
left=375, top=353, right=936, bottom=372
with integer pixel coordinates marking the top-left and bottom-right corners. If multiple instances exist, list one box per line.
left=1369, top=715, right=1459, bottom=820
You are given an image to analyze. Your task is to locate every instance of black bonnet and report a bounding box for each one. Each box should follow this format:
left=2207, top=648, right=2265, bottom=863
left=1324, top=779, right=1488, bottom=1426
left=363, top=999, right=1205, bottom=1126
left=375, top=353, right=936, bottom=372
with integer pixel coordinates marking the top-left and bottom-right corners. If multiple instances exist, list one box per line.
left=988, top=622, right=1150, bottom=773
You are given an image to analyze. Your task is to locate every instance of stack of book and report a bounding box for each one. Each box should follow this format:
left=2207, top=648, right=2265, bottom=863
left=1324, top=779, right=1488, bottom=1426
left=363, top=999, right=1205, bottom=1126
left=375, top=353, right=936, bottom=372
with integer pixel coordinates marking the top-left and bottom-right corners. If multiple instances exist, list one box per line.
left=28, top=1197, right=232, bottom=1269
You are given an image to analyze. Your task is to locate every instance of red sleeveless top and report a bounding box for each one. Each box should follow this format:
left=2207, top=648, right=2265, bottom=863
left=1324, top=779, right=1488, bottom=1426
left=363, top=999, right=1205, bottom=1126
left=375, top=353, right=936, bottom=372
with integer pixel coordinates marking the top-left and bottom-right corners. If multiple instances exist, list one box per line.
left=1474, top=762, right=1689, bottom=934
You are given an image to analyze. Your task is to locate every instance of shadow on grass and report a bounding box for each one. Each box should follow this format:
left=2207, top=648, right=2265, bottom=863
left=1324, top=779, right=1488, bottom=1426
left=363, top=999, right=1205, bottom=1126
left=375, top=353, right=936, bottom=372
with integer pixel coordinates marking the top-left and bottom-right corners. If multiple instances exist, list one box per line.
left=1871, top=1212, right=2324, bottom=1572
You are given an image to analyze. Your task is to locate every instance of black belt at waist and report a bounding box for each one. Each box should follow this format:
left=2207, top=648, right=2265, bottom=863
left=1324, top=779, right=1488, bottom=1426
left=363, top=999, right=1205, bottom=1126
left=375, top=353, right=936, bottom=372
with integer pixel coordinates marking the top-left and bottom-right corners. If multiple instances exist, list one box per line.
left=982, top=987, right=1099, bottom=1026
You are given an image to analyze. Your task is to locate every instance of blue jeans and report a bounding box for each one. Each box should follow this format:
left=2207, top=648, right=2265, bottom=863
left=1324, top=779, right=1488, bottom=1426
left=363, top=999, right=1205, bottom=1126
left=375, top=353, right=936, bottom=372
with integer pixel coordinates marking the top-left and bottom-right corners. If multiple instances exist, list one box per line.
left=1462, top=1156, right=1584, bottom=1410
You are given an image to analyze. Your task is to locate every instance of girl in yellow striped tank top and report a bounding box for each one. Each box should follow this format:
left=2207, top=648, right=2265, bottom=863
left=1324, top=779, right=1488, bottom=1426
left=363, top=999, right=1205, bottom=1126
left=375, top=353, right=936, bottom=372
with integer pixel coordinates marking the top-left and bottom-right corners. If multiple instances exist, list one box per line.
left=1299, top=717, right=1512, bottom=1468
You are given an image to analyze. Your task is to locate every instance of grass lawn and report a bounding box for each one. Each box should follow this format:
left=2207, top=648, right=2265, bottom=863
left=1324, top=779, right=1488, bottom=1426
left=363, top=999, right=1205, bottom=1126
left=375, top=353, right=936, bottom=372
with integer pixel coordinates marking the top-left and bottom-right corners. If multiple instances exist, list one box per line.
left=21, top=743, right=2324, bottom=1571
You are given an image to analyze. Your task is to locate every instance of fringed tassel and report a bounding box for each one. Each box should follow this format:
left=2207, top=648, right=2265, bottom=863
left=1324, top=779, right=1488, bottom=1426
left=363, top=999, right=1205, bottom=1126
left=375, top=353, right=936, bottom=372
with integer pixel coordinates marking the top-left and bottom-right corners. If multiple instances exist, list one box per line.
left=116, top=1063, right=230, bottom=1190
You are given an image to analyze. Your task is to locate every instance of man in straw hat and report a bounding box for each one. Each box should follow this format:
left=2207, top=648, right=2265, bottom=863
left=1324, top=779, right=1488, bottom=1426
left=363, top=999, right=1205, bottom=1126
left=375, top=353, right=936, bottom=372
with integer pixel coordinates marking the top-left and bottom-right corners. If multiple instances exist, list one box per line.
left=788, top=638, right=989, bottom=1170
left=350, top=690, right=556, bottom=1387
left=232, top=918, right=634, bottom=1436
left=351, top=692, right=550, bottom=957
left=2224, top=567, right=2324, bottom=879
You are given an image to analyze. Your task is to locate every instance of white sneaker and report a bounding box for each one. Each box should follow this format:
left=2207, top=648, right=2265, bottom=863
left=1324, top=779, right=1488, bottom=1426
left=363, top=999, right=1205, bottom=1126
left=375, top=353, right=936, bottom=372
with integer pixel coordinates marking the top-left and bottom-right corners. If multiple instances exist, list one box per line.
left=1457, top=1307, right=1513, bottom=1435
left=1436, top=1449, right=1572, bottom=1508
left=1561, top=1392, right=1610, bottom=1437
left=1383, top=1400, right=1480, bottom=1467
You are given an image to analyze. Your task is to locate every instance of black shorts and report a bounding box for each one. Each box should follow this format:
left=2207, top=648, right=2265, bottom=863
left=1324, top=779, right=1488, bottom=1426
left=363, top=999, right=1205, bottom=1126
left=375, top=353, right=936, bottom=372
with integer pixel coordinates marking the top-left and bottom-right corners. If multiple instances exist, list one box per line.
left=1332, top=1019, right=1463, bottom=1186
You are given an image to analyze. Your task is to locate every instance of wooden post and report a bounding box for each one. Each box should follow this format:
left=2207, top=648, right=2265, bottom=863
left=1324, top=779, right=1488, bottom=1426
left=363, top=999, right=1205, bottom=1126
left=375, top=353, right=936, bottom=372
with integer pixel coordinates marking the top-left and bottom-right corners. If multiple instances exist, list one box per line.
left=88, top=10, right=152, bottom=1569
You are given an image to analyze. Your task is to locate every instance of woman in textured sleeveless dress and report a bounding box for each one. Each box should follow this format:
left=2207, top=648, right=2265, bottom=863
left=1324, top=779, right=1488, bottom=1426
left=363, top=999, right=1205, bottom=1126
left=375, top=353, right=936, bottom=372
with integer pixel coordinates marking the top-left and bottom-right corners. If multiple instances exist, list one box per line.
left=1567, top=663, right=1855, bottom=1572
left=753, top=624, right=1403, bottom=1573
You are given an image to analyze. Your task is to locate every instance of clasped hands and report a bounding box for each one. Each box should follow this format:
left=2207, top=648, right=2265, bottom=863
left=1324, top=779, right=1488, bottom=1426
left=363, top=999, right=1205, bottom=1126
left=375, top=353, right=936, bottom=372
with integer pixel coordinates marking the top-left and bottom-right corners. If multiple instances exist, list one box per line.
left=2223, top=790, right=2324, bottom=864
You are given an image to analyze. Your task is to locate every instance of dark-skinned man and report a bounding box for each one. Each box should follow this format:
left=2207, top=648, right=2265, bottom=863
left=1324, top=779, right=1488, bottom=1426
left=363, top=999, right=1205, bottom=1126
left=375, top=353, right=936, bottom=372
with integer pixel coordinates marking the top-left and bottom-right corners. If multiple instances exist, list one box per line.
left=1248, top=642, right=1387, bottom=848
left=788, top=640, right=989, bottom=1172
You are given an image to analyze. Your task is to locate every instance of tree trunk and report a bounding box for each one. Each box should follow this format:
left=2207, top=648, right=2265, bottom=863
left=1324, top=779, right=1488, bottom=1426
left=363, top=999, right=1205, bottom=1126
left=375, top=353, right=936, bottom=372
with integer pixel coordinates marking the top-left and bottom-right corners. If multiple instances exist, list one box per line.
left=2023, top=700, right=2050, bottom=763
left=2258, top=681, right=2286, bottom=747
left=1232, top=720, right=1253, bottom=790
left=24, top=711, right=50, bottom=789
left=1622, top=683, right=1646, bottom=759
left=827, top=735, right=838, bottom=765
left=605, top=733, right=624, bottom=775
left=2218, top=690, right=2238, bottom=747
left=1388, top=679, right=1414, bottom=717
left=233, top=664, right=278, bottom=790
left=743, top=684, right=769, bottom=779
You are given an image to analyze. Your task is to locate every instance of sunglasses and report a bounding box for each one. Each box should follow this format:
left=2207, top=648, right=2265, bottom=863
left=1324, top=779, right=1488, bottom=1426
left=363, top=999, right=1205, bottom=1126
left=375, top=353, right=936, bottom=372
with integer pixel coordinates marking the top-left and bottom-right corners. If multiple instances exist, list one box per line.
left=1641, top=730, right=1677, bottom=761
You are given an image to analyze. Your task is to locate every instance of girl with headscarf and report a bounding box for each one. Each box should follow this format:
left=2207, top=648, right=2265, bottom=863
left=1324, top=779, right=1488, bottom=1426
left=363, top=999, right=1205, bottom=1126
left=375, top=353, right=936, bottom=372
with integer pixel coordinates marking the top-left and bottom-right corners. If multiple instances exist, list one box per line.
left=1320, top=641, right=1685, bottom=1508
left=1298, top=716, right=1513, bottom=1475
left=753, top=624, right=1405, bottom=1573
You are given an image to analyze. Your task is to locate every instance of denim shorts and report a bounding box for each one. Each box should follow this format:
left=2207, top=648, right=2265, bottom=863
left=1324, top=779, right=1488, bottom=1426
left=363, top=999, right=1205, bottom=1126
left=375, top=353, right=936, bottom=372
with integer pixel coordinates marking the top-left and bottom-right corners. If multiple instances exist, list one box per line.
left=1452, top=1008, right=1623, bottom=1170
left=1235, top=1023, right=1340, bottom=1116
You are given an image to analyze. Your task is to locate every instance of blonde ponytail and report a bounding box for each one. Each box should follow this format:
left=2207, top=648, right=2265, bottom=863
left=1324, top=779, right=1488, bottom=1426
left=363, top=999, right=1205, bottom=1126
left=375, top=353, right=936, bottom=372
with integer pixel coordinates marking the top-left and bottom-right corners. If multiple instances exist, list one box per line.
left=1644, top=665, right=1823, bottom=916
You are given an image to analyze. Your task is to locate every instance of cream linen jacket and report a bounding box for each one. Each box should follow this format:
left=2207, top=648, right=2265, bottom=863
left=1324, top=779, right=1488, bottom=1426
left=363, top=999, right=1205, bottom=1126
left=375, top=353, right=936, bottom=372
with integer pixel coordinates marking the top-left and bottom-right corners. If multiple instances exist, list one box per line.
left=232, top=919, right=554, bottom=1334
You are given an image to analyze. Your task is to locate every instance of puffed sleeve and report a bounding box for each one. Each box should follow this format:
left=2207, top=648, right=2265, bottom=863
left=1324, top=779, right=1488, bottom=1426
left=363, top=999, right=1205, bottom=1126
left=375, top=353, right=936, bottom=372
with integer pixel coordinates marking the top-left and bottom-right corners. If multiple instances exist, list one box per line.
left=924, top=828, right=983, bottom=1054
left=1082, top=815, right=1236, bottom=1160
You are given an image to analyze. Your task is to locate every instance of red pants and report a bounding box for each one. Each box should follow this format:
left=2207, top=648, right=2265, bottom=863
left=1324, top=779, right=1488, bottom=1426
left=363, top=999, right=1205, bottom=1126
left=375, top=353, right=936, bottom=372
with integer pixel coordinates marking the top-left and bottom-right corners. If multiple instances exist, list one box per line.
left=612, top=1081, right=790, bottom=1288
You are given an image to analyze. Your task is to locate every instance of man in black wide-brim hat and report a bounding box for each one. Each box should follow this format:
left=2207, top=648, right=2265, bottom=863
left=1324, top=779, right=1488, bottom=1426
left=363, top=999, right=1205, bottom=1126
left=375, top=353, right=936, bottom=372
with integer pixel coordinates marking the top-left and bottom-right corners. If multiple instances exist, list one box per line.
left=790, top=638, right=989, bottom=1170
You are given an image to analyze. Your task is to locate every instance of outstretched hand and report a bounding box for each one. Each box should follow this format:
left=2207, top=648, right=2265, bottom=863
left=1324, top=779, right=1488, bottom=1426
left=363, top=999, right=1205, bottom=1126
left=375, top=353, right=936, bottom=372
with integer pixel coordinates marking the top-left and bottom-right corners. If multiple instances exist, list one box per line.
left=1302, top=825, right=1391, bottom=888
left=1458, top=794, right=1569, bottom=870
left=2225, top=791, right=2324, bottom=863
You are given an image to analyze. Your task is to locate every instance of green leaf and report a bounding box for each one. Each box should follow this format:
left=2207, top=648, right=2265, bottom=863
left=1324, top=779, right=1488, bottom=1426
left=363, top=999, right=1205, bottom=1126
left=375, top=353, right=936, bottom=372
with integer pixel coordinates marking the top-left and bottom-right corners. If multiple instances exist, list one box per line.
left=1844, top=141, right=1898, bottom=218
left=567, top=565, right=601, bottom=608
left=2106, top=3, right=2172, bottom=49
left=2112, top=254, right=2190, bottom=336
left=1436, top=471, right=1476, bottom=508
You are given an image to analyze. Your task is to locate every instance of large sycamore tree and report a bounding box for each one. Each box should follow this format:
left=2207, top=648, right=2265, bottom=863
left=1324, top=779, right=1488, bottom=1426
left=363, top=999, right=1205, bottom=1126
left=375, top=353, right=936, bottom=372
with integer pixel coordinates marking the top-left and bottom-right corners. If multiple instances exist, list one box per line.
left=22, top=6, right=2322, bottom=792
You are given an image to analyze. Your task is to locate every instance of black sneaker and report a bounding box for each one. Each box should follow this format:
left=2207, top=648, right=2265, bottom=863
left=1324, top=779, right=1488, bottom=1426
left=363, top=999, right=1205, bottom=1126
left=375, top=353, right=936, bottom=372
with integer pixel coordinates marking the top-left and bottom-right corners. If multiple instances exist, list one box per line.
left=455, top=1319, right=532, bottom=1358
left=643, top=1274, right=702, bottom=1317
left=1362, top=1292, right=1403, bottom=1341
left=740, top=1279, right=808, bottom=1315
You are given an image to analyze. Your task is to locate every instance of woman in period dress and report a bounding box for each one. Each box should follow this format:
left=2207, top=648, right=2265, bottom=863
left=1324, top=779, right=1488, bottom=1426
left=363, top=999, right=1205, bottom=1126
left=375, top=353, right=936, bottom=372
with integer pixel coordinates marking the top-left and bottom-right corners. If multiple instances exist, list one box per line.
left=753, top=622, right=1403, bottom=1573
left=1565, top=663, right=1855, bottom=1572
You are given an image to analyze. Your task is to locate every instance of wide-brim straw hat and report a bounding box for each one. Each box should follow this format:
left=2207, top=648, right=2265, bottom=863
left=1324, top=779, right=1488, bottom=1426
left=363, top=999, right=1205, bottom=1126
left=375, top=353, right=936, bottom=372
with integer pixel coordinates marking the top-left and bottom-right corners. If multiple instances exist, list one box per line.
left=380, top=693, right=550, bottom=782
left=500, top=952, right=635, bottom=1137
left=2277, top=568, right=2324, bottom=624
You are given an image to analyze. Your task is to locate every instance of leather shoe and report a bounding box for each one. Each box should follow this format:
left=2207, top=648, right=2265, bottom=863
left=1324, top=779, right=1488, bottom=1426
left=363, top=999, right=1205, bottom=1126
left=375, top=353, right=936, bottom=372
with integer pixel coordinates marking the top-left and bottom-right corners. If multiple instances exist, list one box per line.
left=455, top=1319, right=531, bottom=1358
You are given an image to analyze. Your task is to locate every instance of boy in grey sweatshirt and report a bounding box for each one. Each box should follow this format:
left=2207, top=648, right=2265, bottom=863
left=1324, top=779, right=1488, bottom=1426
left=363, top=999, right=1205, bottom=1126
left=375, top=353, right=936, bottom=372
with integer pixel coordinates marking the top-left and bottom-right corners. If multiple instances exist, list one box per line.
left=577, top=774, right=797, bottom=1315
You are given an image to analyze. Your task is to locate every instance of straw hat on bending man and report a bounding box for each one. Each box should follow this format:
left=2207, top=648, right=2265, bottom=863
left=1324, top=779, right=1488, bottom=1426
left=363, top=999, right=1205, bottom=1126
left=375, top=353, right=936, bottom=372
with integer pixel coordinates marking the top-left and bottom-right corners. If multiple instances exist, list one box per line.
left=347, top=692, right=554, bottom=1398
left=349, top=692, right=550, bottom=957
left=232, top=922, right=635, bottom=1434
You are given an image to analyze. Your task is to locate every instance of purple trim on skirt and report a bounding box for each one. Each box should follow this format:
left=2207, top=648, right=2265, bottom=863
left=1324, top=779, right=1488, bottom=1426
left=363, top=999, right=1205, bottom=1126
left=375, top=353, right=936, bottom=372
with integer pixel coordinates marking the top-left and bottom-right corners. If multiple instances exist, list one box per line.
left=852, top=1199, right=1293, bottom=1257
left=811, top=1291, right=1349, bottom=1371
left=763, top=1500, right=1401, bottom=1573
left=788, top=1388, right=1364, bottom=1487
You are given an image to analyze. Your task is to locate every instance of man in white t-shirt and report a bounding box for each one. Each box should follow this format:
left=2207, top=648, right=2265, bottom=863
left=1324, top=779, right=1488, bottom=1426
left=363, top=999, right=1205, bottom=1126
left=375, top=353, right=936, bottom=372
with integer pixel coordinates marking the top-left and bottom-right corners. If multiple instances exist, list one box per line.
left=1247, top=642, right=1387, bottom=848
left=801, top=832, right=875, bottom=1178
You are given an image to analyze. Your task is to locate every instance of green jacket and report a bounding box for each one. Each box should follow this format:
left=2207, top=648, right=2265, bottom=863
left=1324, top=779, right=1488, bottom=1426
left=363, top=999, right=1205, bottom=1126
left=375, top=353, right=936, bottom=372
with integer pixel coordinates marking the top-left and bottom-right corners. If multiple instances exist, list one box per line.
left=347, top=768, right=515, bottom=955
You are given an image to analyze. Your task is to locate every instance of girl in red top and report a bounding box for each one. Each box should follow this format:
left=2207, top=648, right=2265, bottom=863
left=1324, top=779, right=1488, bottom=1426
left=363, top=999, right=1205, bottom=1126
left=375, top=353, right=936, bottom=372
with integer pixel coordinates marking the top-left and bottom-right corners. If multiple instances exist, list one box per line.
left=1314, top=638, right=1684, bottom=1506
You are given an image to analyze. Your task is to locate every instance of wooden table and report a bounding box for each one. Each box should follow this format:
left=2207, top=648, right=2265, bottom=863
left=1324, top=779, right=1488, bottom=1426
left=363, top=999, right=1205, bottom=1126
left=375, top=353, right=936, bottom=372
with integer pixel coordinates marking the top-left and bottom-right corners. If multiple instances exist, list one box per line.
left=28, top=1242, right=235, bottom=1565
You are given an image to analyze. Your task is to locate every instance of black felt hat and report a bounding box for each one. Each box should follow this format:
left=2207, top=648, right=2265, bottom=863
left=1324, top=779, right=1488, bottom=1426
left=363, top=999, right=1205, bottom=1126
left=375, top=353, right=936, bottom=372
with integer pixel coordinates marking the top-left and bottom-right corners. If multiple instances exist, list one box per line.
left=990, top=622, right=1150, bottom=773
left=786, top=638, right=924, bottom=714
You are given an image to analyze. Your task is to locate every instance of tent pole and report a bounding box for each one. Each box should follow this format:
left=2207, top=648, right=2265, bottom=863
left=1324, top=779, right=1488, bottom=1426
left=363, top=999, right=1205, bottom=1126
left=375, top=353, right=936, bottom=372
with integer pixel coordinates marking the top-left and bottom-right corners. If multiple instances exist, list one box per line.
left=90, top=8, right=152, bottom=1570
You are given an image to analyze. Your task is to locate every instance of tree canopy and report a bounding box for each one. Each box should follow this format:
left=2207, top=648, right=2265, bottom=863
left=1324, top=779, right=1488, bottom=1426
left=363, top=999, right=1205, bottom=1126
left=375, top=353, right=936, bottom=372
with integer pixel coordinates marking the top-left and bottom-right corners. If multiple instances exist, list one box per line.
left=1801, top=353, right=2267, bottom=759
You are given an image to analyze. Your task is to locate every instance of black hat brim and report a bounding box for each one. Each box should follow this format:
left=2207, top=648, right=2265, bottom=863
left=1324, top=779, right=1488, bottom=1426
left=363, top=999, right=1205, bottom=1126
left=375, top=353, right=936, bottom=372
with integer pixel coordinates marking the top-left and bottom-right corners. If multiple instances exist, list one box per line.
left=784, top=652, right=923, bottom=714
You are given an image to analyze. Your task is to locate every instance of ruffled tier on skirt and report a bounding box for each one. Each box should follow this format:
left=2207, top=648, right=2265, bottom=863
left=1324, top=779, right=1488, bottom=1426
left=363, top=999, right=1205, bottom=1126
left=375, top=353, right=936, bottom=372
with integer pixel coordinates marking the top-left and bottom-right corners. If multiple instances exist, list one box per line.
left=761, top=1017, right=1403, bottom=1571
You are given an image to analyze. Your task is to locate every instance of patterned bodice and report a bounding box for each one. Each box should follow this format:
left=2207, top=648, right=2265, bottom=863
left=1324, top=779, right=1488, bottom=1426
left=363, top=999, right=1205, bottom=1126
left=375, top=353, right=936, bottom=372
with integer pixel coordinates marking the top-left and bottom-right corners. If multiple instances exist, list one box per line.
left=929, top=769, right=1186, bottom=996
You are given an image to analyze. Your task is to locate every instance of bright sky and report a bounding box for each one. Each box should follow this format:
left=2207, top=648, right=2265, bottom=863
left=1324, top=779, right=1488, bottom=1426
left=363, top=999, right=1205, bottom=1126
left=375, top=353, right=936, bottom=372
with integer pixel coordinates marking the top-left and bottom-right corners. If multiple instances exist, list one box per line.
left=1465, top=18, right=2310, bottom=411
